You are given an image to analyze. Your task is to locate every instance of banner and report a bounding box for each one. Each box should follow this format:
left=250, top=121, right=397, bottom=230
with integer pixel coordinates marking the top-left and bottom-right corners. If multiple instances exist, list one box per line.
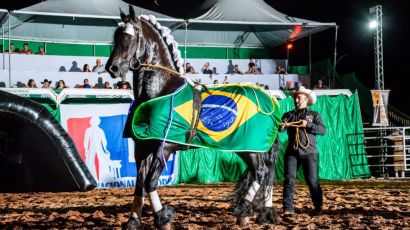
left=371, top=90, right=390, bottom=126
left=60, top=104, right=178, bottom=187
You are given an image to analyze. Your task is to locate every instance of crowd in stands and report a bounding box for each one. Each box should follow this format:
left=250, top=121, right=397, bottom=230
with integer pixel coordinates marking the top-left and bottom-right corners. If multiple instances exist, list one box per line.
left=5, top=43, right=46, bottom=55
left=21, top=76, right=130, bottom=93
left=2, top=44, right=331, bottom=91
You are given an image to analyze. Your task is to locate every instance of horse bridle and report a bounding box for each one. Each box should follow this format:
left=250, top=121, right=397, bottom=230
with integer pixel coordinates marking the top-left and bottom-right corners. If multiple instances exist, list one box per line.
left=118, top=21, right=182, bottom=77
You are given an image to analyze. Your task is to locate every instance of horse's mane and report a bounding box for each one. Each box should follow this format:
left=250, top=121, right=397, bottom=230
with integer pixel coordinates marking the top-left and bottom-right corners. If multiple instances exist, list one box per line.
left=138, top=15, right=183, bottom=75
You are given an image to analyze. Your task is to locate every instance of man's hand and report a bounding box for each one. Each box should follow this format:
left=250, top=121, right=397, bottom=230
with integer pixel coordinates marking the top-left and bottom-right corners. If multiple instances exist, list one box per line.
left=280, top=122, right=289, bottom=130
left=299, top=119, right=308, bottom=127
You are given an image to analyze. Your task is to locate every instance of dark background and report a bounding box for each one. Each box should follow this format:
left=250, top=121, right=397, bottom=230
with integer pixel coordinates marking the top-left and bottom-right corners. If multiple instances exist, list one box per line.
left=1, top=0, right=407, bottom=114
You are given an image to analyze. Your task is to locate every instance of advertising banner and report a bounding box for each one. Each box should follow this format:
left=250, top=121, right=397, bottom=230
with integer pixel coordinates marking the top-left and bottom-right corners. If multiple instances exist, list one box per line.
left=371, top=90, right=390, bottom=126
left=60, top=104, right=178, bottom=187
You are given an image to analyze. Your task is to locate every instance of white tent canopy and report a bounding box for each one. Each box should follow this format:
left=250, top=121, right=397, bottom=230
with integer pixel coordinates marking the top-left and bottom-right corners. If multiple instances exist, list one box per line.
left=1, top=0, right=336, bottom=48
left=171, top=0, right=336, bottom=48
left=2, top=0, right=183, bottom=44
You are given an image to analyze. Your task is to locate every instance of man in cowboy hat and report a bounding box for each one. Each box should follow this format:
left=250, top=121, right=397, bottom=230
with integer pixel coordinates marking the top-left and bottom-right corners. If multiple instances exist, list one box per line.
left=279, top=86, right=326, bottom=215
left=41, top=79, right=52, bottom=88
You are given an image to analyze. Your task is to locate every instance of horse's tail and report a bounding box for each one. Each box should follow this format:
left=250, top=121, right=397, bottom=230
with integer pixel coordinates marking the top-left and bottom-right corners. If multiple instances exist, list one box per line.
left=231, top=135, right=280, bottom=211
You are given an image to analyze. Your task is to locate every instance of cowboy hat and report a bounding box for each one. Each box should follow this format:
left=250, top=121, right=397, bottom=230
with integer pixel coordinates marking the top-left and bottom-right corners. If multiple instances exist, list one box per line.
left=291, top=86, right=317, bottom=105
left=41, top=79, right=52, bottom=84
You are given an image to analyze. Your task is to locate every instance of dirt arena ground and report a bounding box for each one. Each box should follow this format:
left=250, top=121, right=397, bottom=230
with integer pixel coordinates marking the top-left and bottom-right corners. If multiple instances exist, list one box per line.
left=1, top=179, right=409, bottom=229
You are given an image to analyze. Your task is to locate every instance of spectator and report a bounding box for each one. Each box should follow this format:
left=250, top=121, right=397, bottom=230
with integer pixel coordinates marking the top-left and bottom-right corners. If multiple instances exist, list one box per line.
left=19, top=43, right=33, bottom=55
left=245, top=65, right=261, bottom=74
left=103, top=81, right=112, bottom=89
left=264, top=85, right=270, bottom=90
left=313, top=79, right=328, bottom=89
left=223, top=76, right=229, bottom=84
left=83, top=64, right=92, bottom=72
left=41, top=79, right=52, bottom=89
left=185, top=63, right=193, bottom=73
left=92, top=58, right=107, bottom=74
left=280, top=81, right=294, bottom=90
left=233, top=65, right=244, bottom=75
left=116, top=76, right=132, bottom=89
left=36, top=46, right=46, bottom=55
left=275, top=66, right=288, bottom=74
left=201, top=62, right=213, bottom=74
left=69, top=61, right=82, bottom=72
left=248, top=58, right=256, bottom=70
left=213, top=79, right=219, bottom=84
left=94, top=77, right=105, bottom=89
left=5, top=43, right=16, bottom=54
left=54, top=80, right=68, bottom=93
left=26, top=79, right=37, bottom=88
left=83, top=79, right=92, bottom=89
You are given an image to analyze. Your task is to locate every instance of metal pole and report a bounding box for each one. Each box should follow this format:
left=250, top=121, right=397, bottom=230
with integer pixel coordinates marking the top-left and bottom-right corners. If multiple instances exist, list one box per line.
left=332, top=25, right=339, bottom=89
left=8, top=12, right=11, bottom=88
left=183, top=20, right=188, bottom=74
left=309, top=35, right=312, bottom=75
left=2, top=21, right=4, bottom=70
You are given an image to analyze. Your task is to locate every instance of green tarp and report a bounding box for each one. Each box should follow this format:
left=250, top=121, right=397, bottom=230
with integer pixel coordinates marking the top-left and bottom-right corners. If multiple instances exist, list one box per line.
left=176, top=92, right=370, bottom=183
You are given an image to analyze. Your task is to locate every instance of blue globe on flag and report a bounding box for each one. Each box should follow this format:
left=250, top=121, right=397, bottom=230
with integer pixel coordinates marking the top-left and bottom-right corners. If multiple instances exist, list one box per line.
left=200, top=95, right=238, bottom=131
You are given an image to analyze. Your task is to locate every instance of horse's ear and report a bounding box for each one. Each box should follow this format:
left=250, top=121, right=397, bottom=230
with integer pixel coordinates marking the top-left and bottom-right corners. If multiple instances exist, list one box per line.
left=119, top=7, right=127, bottom=22
left=129, top=5, right=136, bottom=20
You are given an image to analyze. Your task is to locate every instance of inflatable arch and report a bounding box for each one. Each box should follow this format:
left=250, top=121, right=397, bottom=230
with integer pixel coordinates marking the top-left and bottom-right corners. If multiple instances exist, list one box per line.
left=0, top=90, right=96, bottom=192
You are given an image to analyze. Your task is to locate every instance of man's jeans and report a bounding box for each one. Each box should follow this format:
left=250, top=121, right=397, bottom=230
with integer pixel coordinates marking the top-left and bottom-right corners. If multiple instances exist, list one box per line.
left=282, top=152, right=322, bottom=211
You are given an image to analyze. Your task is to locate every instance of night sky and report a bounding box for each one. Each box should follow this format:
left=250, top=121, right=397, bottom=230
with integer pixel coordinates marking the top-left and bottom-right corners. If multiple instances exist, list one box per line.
left=1, top=1, right=408, bottom=114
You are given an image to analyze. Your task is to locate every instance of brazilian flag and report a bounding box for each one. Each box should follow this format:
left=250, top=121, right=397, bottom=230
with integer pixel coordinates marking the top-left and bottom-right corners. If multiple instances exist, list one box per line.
left=131, top=82, right=281, bottom=152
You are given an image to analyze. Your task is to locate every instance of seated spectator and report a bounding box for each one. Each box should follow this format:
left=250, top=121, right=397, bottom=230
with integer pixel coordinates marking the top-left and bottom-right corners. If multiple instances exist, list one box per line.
left=5, top=43, right=16, bottom=54
left=103, top=81, right=112, bottom=89
left=83, top=64, right=92, bottom=72
left=280, top=81, right=294, bottom=90
left=92, top=58, right=107, bottom=74
left=41, top=79, right=52, bottom=89
left=185, top=63, right=193, bottom=73
left=26, top=79, right=37, bottom=88
left=19, top=43, right=33, bottom=55
left=313, top=79, right=328, bottom=89
left=36, top=46, right=46, bottom=55
left=201, top=62, right=213, bottom=74
left=223, top=76, right=229, bottom=84
left=213, top=79, right=219, bottom=84
left=264, top=85, right=270, bottom=90
left=54, top=80, right=68, bottom=93
left=83, top=79, right=92, bottom=89
left=248, top=58, right=256, bottom=70
left=116, top=76, right=132, bottom=89
left=233, top=65, right=244, bottom=75
left=275, top=66, right=288, bottom=74
left=94, top=77, right=104, bottom=89
left=245, top=65, right=261, bottom=74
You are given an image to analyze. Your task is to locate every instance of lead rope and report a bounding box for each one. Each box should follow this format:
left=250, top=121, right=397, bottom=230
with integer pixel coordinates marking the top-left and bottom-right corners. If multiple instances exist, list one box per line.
left=286, top=121, right=310, bottom=150
left=158, top=81, right=187, bottom=169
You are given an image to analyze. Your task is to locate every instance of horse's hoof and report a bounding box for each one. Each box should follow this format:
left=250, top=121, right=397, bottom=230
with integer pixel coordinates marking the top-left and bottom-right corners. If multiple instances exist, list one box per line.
left=237, top=216, right=250, bottom=226
left=154, top=205, right=175, bottom=229
left=124, top=218, right=142, bottom=230
left=256, top=207, right=280, bottom=224
left=158, top=223, right=171, bottom=230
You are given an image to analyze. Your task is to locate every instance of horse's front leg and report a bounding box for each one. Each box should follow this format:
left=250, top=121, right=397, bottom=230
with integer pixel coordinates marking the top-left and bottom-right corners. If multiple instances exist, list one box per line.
left=126, top=154, right=152, bottom=230
left=145, top=143, right=176, bottom=230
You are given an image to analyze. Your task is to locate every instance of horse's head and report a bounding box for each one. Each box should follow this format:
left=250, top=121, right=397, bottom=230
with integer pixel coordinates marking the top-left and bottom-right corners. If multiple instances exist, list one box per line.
left=106, top=6, right=185, bottom=99
left=106, top=5, right=143, bottom=79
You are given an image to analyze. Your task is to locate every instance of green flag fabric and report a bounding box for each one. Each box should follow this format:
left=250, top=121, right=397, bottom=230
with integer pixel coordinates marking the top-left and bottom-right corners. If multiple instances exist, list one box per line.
left=131, top=82, right=282, bottom=152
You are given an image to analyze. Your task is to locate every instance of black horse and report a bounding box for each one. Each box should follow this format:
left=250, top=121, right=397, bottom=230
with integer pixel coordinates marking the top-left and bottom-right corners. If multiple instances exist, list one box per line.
left=106, top=6, right=281, bottom=229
